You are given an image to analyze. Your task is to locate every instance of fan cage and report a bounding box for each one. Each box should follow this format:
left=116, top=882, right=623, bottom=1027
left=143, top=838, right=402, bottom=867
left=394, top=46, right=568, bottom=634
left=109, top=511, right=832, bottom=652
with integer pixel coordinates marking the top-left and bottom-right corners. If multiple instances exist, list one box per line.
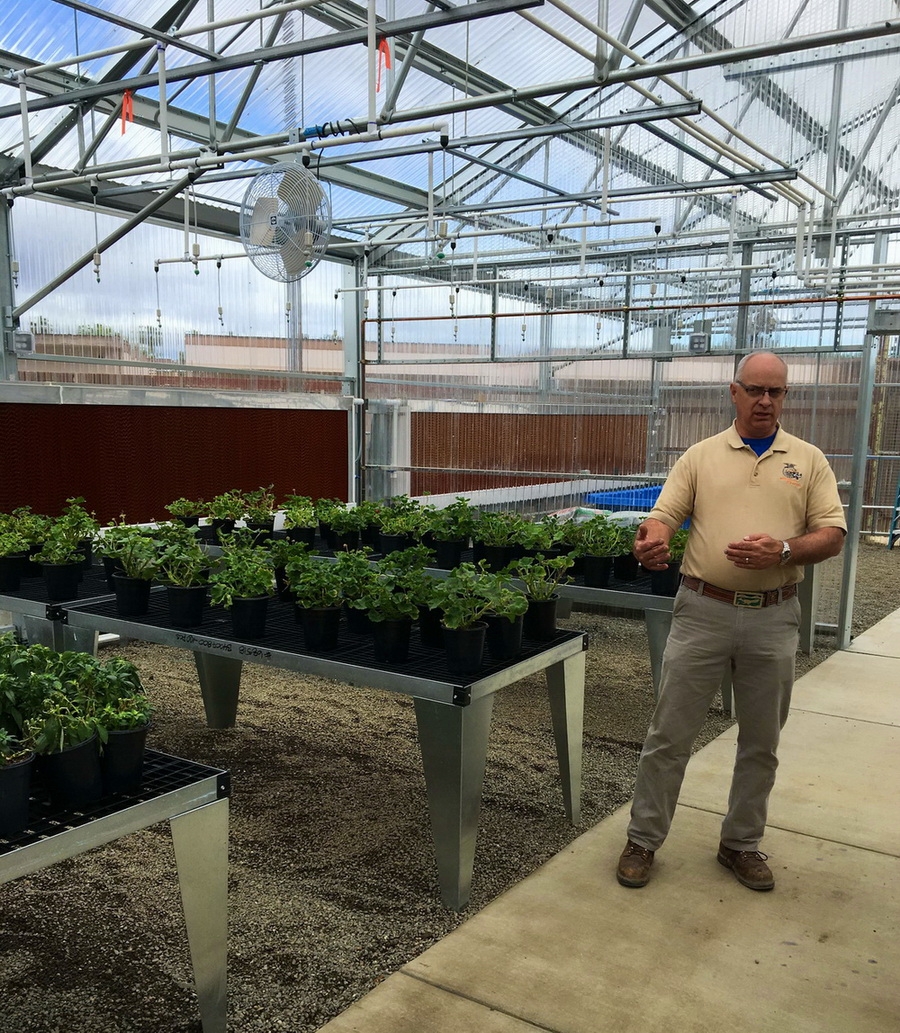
left=239, top=162, right=332, bottom=282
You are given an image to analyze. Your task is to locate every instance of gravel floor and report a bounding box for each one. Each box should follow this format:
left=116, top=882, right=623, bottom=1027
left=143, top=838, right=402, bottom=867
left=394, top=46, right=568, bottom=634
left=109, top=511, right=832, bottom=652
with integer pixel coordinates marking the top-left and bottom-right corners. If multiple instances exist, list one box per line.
left=1, top=542, right=897, bottom=1032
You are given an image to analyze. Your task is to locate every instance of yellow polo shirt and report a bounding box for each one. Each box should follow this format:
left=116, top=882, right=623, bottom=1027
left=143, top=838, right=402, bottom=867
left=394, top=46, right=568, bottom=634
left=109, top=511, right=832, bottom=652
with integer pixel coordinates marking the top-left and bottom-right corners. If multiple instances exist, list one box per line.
left=648, top=422, right=847, bottom=591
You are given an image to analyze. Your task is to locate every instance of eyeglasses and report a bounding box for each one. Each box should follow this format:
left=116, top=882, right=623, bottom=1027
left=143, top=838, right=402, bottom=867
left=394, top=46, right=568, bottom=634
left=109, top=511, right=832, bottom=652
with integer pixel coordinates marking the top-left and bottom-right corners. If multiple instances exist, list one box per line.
left=736, top=380, right=787, bottom=400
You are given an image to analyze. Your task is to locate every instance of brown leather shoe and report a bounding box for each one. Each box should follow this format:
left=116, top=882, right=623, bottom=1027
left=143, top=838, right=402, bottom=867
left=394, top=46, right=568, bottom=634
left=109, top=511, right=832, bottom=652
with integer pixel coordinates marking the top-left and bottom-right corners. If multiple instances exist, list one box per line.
left=717, top=843, right=775, bottom=890
left=617, top=840, right=655, bottom=887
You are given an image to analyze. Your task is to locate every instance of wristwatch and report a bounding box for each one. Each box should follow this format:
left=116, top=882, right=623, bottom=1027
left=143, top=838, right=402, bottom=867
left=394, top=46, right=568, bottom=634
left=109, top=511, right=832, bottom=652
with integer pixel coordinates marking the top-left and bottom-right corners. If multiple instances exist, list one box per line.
left=779, top=540, right=792, bottom=566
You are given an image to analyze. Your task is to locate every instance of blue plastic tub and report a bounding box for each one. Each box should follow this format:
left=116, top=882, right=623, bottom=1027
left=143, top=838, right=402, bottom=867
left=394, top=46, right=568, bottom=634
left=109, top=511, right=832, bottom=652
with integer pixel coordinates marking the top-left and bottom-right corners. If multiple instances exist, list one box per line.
left=584, top=486, right=663, bottom=512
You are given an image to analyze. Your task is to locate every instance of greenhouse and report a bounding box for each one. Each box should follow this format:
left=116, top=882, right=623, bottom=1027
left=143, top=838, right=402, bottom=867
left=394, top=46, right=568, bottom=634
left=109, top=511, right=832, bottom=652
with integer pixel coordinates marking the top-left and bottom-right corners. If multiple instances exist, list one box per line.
left=0, top=3, right=898, bottom=1032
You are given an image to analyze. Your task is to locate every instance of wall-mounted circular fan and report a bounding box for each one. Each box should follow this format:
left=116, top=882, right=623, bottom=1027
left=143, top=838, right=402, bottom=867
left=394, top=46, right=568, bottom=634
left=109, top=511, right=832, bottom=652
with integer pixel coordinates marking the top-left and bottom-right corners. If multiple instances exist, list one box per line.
left=239, top=162, right=332, bottom=282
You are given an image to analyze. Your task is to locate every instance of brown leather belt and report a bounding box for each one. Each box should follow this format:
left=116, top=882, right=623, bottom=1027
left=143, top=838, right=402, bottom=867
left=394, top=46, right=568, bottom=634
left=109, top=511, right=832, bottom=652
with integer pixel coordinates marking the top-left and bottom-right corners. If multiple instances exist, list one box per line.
left=680, top=575, right=798, bottom=608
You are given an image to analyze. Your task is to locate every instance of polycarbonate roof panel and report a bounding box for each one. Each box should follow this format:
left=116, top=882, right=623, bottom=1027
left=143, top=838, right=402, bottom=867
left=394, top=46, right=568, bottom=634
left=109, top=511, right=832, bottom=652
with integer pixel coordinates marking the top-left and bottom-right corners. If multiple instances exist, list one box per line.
left=2, top=0, right=900, bottom=272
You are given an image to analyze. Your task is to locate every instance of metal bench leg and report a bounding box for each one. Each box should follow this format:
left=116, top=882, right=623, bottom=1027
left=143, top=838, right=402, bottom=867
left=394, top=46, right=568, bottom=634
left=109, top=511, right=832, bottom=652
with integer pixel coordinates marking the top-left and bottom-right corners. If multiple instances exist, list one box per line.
left=413, top=695, right=494, bottom=911
left=170, top=798, right=229, bottom=1033
left=545, top=648, right=585, bottom=825
left=194, top=652, right=243, bottom=728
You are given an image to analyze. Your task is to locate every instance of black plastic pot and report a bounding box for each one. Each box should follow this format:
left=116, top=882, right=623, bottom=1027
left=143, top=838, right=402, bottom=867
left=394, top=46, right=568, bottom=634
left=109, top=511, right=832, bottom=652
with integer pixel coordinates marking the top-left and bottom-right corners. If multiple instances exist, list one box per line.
left=231, top=595, right=270, bottom=639
left=245, top=520, right=275, bottom=544
left=166, top=584, right=208, bottom=627
left=418, top=605, right=444, bottom=649
left=443, top=622, right=487, bottom=676
left=433, top=538, right=466, bottom=570
left=0, top=753, right=34, bottom=837
left=613, top=552, right=640, bottom=582
left=285, top=526, right=317, bottom=547
left=480, top=544, right=518, bottom=573
left=485, top=612, right=524, bottom=662
left=100, top=724, right=150, bottom=795
left=101, top=555, right=125, bottom=591
left=582, top=554, right=614, bottom=588
left=345, top=604, right=374, bottom=635
left=42, top=561, right=82, bottom=601
left=333, top=530, right=360, bottom=552
left=0, top=552, right=26, bottom=592
left=211, top=518, right=236, bottom=537
left=40, top=735, right=102, bottom=811
left=372, top=617, right=412, bottom=664
left=523, top=595, right=559, bottom=641
left=301, top=605, right=341, bottom=652
left=650, top=562, right=682, bottom=597
left=112, top=573, right=152, bottom=617
left=379, top=532, right=414, bottom=556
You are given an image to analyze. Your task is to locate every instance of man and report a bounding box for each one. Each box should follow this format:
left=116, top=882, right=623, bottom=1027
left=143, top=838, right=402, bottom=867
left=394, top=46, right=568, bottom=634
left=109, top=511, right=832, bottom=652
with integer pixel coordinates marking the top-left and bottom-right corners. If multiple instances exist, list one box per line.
left=617, top=351, right=846, bottom=891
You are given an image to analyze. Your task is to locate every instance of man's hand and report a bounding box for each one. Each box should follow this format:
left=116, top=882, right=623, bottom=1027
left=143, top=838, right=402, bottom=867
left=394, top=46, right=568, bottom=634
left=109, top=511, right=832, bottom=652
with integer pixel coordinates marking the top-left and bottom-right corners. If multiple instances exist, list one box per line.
left=634, top=519, right=673, bottom=571
left=724, top=533, right=782, bottom=570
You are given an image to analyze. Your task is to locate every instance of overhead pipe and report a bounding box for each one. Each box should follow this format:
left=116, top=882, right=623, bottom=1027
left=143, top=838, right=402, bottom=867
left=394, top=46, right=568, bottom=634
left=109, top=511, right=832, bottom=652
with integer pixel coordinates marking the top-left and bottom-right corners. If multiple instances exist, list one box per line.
left=2, top=121, right=449, bottom=198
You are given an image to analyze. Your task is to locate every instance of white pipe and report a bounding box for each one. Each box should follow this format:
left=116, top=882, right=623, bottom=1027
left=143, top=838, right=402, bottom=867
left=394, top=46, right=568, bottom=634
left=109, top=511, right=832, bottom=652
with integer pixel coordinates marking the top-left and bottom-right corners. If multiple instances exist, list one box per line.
left=427, top=152, right=435, bottom=241
left=158, top=43, right=169, bottom=166
left=183, top=188, right=191, bottom=259
left=156, top=252, right=244, bottom=267
left=367, top=0, right=377, bottom=133
left=3, top=121, right=449, bottom=196
left=794, top=203, right=806, bottom=273
left=601, top=127, right=610, bottom=215
left=17, top=73, right=32, bottom=181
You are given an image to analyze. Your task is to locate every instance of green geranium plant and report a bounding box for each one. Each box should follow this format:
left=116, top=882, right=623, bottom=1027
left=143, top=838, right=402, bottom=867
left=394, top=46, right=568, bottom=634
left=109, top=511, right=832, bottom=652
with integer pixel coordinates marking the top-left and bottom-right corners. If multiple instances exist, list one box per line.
left=511, top=554, right=574, bottom=601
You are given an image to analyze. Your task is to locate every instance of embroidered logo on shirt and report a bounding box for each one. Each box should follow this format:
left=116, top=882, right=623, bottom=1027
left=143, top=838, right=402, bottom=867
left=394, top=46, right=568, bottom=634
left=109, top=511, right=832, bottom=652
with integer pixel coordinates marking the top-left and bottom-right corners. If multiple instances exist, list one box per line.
left=781, top=462, right=802, bottom=484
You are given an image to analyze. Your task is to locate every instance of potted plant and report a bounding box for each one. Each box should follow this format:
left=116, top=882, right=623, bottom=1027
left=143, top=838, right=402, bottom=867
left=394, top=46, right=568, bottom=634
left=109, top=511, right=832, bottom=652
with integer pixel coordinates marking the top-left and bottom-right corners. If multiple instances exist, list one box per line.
left=166, top=496, right=207, bottom=527
left=378, top=495, right=427, bottom=555
left=208, top=532, right=275, bottom=638
left=93, top=659, right=154, bottom=795
left=267, top=537, right=317, bottom=602
left=281, top=493, right=318, bottom=546
left=472, top=510, right=528, bottom=571
left=518, top=515, right=565, bottom=559
left=314, top=497, right=347, bottom=549
left=424, top=496, right=475, bottom=569
left=571, top=514, right=622, bottom=587
left=243, top=485, right=278, bottom=541
left=96, top=522, right=160, bottom=616
left=431, top=562, right=503, bottom=675
left=333, top=548, right=379, bottom=633
left=157, top=524, right=211, bottom=627
left=57, top=496, right=100, bottom=569
left=511, top=554, right=574, bottom=640
left=480, top=572, right=530, bottom=662
left=649, top=527, right=690, bottom=597
left=5, top=507, right=50, bottom=578
left=325, top=504, right=367, bottom=552
left=0, top=529, right=30, bottom=592
left=353, top=498, right=388, bottom=548
left=25, top=690, right=102, bottom=810
left=351, top=573, right=419, bottom=664
left=30, top=519, right=85, bottom=601
left=208, top=489, right=246, bottom=535
left=287, top=558, right=344, bottom=652
left=0, top=726, right=34, bottom=837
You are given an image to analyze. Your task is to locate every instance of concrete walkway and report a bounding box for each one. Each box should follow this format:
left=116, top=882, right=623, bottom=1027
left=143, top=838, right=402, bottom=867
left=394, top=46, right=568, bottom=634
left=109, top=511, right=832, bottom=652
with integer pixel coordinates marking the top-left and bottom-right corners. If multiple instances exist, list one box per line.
left=319, top=609, right=900, bottom=1033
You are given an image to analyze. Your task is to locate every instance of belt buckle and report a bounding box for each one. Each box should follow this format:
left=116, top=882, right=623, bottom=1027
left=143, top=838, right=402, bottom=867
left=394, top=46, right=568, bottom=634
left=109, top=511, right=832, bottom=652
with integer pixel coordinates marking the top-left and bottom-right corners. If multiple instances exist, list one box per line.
left=733, top=591, right=764, bottom=608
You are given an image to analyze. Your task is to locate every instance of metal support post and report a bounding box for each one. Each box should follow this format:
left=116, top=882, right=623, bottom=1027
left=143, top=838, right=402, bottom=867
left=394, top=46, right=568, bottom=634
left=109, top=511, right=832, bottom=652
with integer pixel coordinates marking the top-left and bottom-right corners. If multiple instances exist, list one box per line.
left=194, top=652, right=243, bottom=728
left=170, top=797, right=229, bottom=1033
left=545, top=647, right=585, bottom=825
left=413, top=695, right=494, bottom=911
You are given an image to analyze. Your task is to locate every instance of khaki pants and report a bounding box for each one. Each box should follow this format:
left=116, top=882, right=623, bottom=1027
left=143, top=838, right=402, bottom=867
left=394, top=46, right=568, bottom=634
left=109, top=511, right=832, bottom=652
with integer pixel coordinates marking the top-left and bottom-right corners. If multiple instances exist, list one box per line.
left=628, top=586, right=800, bottom=852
